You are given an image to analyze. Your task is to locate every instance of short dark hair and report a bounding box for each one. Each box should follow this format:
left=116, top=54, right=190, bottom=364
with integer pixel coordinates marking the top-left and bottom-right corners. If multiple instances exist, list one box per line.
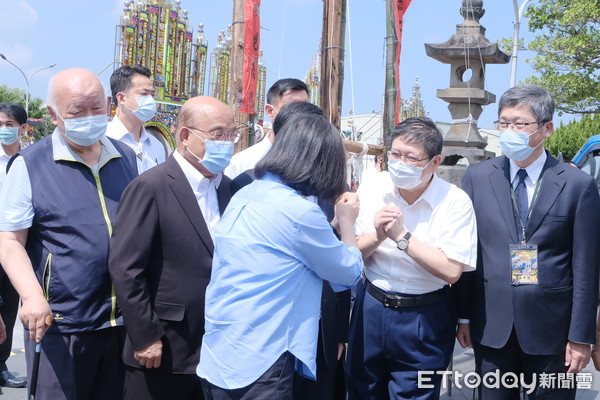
left=110, top=65, right=152, bottom=101
left=0, top=103, right=27, bottom=125
left=272, top=101, right=323, bottom=135
left=391, top=117, right=443, bottom=158
left=498, top=84, right=555, bottom=124
left=255, top=113, right=346, bottom=202
left=266, top=78, right=309, bottom=106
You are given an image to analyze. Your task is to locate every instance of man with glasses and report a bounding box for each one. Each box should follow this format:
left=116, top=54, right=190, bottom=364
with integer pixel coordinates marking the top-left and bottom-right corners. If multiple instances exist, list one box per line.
left=108, top=96, right=237, bottom=399
left=346, top=117, right=477, bottom=399
left=107, top=65, right=166, bottom=173
left=456, top=84, right=600, bottom=399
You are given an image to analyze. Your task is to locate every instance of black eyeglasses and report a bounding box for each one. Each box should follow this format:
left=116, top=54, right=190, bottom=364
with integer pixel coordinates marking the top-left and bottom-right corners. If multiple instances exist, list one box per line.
left=387, top=151, right=431, bottom=165
left=494, top=121, right=544, bottom=130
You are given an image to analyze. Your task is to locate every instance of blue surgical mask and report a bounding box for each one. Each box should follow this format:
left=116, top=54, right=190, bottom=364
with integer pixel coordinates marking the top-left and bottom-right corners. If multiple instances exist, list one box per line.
left=187, top=131, right=234, bottom=174
left=55, top=110, right=108, bottom=147
left=499, top=129, right=544, bottom=162
left=0, top=126, right=20, bottom=145
left=388, top=158, right=432, bottom=189
left=125, top=95, right=157, bottom=123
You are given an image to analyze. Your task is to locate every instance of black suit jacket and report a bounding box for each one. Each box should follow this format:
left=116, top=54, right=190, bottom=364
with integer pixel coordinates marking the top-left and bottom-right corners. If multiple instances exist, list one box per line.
left=457, top=153, right=600, bottom=354
left=231, top=171, right=351, bottom=370
left=109, top=154, right=232, bottom=374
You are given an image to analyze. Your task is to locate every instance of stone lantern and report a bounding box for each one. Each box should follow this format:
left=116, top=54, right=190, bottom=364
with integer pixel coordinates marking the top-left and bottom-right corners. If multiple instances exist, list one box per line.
left=425, top=0, right=509, bottom=184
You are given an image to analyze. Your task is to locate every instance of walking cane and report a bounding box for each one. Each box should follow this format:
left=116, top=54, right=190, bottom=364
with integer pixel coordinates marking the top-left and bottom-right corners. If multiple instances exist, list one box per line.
left=29, top=315, right=52, bottom=400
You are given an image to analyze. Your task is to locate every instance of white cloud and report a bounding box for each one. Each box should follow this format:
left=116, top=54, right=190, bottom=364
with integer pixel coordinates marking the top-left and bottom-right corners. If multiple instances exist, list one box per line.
left=0, top=1, right=38, bottom=69
left=0, top=0, right=38, bottom=37
left=0, top=43, right=34, bottom=69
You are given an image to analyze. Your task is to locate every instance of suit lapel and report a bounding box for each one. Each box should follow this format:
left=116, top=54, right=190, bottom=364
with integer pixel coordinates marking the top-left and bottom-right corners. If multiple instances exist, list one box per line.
left=526, top=154, right=565, bottom=237
left=165, top=155, right=214, bottom=255
left=489, top=156, right=520, bottom=243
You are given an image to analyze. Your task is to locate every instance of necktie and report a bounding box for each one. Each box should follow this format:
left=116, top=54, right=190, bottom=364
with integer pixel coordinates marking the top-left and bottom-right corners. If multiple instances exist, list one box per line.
left=515, top=168, right=528, bottom=224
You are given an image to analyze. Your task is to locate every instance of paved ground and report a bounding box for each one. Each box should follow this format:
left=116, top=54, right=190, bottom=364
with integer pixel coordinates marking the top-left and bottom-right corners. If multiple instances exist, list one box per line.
left=439, top=343, right=600, bottom=399
left=2, top=323, right=600, bottom=399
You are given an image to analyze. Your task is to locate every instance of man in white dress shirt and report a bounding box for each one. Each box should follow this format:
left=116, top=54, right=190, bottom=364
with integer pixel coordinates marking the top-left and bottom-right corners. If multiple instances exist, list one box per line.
left=224, top=78, right=310, bottom=179
left=107, top=65, right=166, bottom=173
left=346, top=117, right=478, bottom=400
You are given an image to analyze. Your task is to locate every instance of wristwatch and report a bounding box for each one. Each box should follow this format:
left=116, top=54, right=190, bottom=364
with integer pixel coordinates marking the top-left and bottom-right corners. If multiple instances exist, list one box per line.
left=396, top=232, right=412, bottom=251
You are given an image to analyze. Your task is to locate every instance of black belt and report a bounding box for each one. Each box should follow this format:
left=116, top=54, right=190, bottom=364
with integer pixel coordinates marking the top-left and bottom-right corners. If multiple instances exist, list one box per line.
left=365, top=279, right=446, bottom=309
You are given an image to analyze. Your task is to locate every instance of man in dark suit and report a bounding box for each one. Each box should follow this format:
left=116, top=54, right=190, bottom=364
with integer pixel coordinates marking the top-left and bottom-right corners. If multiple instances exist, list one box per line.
left=231, top=101, right=351, bottom=400
left=456, top=84, right=600, bottom=399
left=108, top=96, right=236, bottom=400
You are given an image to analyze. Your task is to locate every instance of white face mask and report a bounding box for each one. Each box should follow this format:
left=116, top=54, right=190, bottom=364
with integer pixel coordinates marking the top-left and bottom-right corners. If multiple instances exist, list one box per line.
left=0, top=126, right=20, bottom=145
left=124, top=94, right=157, bottom=123
left=54, top=109, right=108, bottom=147
left=388, top=158, right=433, bottom=189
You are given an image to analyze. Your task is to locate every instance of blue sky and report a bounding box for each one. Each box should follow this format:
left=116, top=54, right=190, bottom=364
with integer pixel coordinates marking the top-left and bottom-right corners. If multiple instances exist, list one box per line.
left=0, top=0, right=572, bottom=129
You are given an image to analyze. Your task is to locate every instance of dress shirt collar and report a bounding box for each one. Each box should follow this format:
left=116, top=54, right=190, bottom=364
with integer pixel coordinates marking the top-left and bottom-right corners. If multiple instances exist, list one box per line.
left=392, top=173, right=443, bottom=209
left=51, top=128, right=121, bottom=166
left=107, top=116, right=151, bottom=144
left=173, top=149, right=222, bottom=191
left=0, top=145, right=9, bottom=161
left=509, top=150, right=547, bottom=185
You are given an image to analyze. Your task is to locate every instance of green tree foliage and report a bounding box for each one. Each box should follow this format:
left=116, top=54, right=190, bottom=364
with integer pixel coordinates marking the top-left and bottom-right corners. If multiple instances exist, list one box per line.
left=0, top=85, right=48, bottom=119
left=524, top=0, right=599, bottom=115
left=546, top=114, right=600, bottom=160
left=0, top=85, right=54, bottom=141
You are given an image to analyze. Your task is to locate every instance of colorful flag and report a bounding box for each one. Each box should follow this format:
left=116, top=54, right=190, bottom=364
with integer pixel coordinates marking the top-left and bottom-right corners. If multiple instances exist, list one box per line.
left=240, top=0, right=261, bottom=114
left=393, top=0, right=412, bottom=125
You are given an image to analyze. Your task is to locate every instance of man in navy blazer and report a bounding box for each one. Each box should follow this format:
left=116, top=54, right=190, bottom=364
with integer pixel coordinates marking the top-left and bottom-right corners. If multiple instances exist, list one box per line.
left=456, top=84, right=600, bottom=399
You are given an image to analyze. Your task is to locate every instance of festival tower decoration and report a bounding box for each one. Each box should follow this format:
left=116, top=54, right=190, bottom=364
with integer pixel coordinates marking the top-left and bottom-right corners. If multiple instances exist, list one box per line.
left=304, top=52, right=321, bottom=106
left=118, top=0, right=202, bottom=148
left=117, top=0, right=267, bottom=151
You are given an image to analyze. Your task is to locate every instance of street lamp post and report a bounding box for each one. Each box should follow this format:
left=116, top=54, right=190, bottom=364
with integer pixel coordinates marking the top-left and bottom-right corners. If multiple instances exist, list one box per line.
left=0, top=54, right=56, bottom=115
left=510, top=0, right=533, bottom=87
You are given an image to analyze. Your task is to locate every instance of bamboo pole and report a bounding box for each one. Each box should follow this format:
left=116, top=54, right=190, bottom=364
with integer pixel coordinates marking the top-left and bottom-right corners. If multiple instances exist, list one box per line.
left=319, top=0, right=346, bottom=130
left=343, top=140, right=386, bottom=156
left=383, top=0, right=397, bottom=150
left=229, top=0, right=250, bottom=150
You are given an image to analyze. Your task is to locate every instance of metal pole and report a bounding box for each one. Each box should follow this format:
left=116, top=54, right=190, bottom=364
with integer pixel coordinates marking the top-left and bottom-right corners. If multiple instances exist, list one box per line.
left=0, top=54, right=55, bottom=115
left=509, top=0, right=532, bottom=87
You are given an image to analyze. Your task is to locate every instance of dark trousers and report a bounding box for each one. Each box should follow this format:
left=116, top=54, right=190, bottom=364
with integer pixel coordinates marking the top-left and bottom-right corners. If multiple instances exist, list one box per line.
left=124, top=365, right=204, bottom=400
left=24, top=326, right=125, bottom=400
left=293, top=330, right=346, bottom=400
left=202, top=351, right=294, bottom=400
left=474, top=329, right=576, bottom=400
left=346, top=280, right=455, bottom=400
left=0, top=269, right=20, bottom=370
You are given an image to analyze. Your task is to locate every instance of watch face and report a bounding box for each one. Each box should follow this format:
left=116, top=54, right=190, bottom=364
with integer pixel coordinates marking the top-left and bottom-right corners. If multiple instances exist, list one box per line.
left=397, top=238, right=408, bottom=251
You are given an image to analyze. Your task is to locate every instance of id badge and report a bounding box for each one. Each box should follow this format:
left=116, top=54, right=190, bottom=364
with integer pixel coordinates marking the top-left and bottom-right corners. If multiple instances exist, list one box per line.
left=510, top=243, right=538, bottom=285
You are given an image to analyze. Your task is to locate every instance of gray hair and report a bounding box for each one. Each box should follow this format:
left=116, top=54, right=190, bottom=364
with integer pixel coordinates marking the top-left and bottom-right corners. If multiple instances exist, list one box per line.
left=46, top=75, right=57, bottom=110
left=498, top=84, right=555, bottom=123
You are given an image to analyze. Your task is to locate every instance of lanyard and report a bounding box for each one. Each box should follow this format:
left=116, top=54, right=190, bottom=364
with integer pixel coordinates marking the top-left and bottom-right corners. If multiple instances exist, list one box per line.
left=510, top=168, right=545, bottom=244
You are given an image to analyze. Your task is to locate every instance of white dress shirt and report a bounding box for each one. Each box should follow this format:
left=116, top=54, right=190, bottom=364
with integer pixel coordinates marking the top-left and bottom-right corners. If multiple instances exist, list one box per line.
left=106, top=117, right=166, bottom=174
left=509, top=151, right=547, bottom=206
left=356, top=174, right=478, bottom=294
left=224, top=137, right=272, bottom=179
left=0, top=146, right=12, bottom=191
left=173, top=150, right=221, bottom=239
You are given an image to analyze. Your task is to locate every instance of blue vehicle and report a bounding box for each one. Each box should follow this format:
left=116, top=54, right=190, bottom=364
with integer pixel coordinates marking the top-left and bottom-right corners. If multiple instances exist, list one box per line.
left=572, top=135, right=600, bottom=191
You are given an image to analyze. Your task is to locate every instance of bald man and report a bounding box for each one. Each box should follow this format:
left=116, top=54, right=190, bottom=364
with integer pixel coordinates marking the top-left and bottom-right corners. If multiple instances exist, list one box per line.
left=0, top=68, right=138, bottom=399
left=108, top=96, right=237, bottom=399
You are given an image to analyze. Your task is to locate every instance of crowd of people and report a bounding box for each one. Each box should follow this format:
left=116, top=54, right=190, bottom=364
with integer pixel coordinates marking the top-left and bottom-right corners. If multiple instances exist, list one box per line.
left=0, top=65, right=597, bottom=400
